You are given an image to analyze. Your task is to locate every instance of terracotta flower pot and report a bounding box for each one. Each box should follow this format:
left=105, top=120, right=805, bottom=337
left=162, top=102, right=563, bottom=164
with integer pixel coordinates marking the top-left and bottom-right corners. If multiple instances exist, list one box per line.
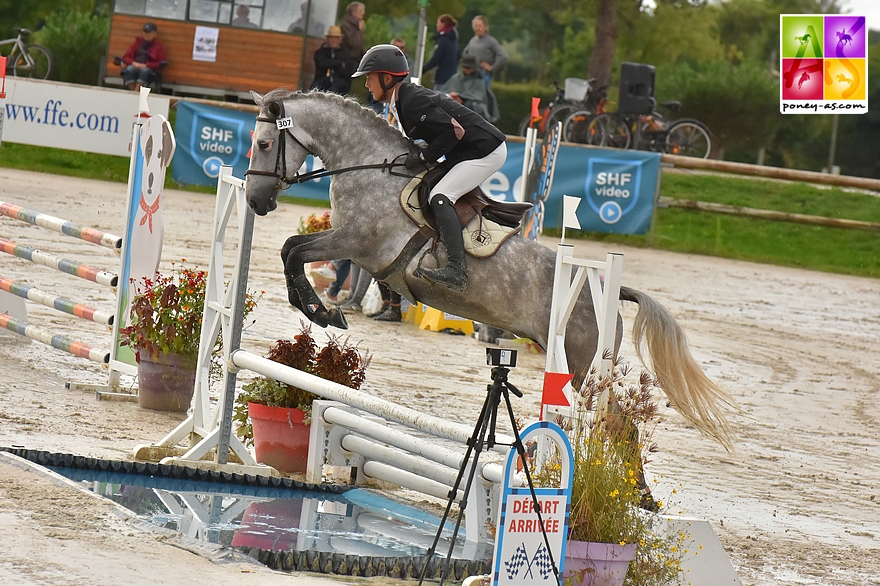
left=136, top=348, right=197, bottom=412
left=248, top=402, right=311, bottom=473
left=563, top=540, right=636, bottom=586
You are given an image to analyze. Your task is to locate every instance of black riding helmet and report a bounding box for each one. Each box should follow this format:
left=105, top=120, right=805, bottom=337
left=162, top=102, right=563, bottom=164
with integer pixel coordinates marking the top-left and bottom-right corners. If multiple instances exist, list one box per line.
left=352, top=44, right=409, bottom=90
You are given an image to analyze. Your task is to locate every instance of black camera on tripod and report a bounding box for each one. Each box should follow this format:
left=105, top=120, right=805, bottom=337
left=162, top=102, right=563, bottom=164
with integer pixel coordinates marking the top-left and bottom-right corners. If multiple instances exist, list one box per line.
left=486, top=347, right=517, bottom=367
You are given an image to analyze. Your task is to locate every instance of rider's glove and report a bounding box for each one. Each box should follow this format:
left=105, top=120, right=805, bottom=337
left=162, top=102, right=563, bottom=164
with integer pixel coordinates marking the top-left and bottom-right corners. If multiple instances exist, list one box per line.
left=405, top=150, right=427, bottom=172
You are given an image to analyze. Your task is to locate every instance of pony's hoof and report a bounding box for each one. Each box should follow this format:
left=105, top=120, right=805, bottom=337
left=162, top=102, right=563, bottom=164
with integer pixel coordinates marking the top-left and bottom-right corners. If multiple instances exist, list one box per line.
left=312, top=307, right=349, bottom=329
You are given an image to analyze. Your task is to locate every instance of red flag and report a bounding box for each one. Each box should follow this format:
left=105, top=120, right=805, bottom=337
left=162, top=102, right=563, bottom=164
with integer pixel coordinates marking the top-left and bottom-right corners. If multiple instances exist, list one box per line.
left=530, top=97, right=541, bottom=125
left=542, top=372, right=572, bottom=407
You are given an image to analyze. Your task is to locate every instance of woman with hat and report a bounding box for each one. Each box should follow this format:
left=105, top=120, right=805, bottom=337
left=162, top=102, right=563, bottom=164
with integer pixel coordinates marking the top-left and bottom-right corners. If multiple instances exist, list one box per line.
left=352, top=44, right=507, bottom=292
left=311, top=25, right=356, bottom=94
left=120, top=22, right=166, bottom=92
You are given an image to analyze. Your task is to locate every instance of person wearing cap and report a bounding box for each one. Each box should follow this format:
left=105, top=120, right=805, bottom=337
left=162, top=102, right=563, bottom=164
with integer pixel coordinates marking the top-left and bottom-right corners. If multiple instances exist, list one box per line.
left=352, top=44, right=507, bottom=292
left=120, top=22, right=167, bottom=92
left=310, top=25, right=356, bottom=94
left=437, top=54, right=496, bottom=122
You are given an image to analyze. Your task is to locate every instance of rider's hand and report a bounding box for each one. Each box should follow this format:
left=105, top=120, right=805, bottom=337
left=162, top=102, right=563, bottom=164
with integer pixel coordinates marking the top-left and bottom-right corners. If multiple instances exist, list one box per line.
left=405, top=150, right=427, bottom=172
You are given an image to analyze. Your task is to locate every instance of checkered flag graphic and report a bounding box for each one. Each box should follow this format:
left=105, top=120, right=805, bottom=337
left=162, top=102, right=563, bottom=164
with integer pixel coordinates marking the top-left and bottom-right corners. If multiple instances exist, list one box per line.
left=530, top=542, right=554, bottom=580
left=504, top=543, right=530, bottom=580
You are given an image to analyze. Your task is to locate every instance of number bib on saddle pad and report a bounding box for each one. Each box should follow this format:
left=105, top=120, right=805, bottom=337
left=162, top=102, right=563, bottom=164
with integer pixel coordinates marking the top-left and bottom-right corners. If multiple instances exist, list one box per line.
left=399, top=175, right=522, bottom=259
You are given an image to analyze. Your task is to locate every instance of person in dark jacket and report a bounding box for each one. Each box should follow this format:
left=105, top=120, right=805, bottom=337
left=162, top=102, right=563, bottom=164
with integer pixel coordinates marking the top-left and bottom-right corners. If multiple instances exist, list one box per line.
left=353, top=44, right=507, bottom=292
left=121, top=22, right=166, bottom=92
left=421, top=14, right=459, bottom=88
left=340, top=2, right=365, bottom=61
left=310, top=26, right=355, bottom=94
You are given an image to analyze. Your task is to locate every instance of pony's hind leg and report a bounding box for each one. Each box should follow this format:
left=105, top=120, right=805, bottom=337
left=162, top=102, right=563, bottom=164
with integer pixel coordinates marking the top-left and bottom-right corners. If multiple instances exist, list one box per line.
left=280, top=235, right=348, bottom=329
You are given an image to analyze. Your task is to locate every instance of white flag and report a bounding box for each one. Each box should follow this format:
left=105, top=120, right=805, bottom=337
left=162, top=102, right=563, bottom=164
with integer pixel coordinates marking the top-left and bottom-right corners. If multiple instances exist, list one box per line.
left=563, top=195, right=581, bottom=230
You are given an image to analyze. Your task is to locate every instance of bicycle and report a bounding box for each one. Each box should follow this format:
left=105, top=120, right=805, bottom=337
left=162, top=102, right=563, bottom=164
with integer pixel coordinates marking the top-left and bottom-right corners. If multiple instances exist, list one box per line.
left=517, top=78, right=606, bottom=139
left=582, top=100, right=713, bottom=159
left=0, top=27, right=53, bottom=80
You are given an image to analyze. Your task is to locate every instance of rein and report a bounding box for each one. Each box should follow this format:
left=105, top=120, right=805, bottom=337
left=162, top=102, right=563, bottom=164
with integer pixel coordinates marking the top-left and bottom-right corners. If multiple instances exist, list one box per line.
left=245, top=111, right=415, bottom=189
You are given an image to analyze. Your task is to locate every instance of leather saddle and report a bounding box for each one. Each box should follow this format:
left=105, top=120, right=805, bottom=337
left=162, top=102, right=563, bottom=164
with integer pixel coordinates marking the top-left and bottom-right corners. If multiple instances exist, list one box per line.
left=416, top=165, right=534, bottom=233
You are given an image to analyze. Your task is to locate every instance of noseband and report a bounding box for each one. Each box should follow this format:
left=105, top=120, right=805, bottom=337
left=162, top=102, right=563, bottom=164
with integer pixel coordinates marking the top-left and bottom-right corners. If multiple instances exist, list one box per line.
left=245, top=102, right=413, bottom=189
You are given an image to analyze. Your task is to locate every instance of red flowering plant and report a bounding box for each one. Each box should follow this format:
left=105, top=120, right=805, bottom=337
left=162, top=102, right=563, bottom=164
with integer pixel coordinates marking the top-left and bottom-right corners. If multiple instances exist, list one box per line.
left=121, top=261, right=260, bottom=363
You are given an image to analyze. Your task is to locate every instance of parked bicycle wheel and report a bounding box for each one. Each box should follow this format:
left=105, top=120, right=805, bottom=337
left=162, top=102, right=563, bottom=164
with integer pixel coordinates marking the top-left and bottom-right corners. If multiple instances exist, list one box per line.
left=13, top=44, right=52, bottom=79
left=665, top=119, right=712, bottom=159
left=586, top=113, right=631, bottom=149
left=562, top=110, right=593, bottom=144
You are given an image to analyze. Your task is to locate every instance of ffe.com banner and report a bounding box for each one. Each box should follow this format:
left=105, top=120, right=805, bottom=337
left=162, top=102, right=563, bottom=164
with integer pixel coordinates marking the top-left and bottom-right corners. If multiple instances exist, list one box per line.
left=1, top=78, right=170, bottom=156
left=172, top=100, right=658, bottom=234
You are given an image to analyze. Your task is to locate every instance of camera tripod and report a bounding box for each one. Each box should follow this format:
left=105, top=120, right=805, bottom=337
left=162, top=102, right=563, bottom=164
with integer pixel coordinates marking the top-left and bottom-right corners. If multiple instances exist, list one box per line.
left=418, top=364, right=559, bottom=585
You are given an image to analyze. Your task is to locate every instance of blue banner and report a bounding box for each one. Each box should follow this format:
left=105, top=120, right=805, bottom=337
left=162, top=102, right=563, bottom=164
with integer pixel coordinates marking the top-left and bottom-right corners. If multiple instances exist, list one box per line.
left=171, top=101, right=659, bottom=234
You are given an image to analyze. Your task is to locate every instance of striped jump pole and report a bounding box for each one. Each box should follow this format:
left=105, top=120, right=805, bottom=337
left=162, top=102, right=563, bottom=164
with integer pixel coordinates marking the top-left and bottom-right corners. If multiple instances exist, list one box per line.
left=0, top=276, right=114, bottom=326
left=0, top=238, right=118, bottom=287
left=0, top=201, right=122, bottom=250
left=0, top=314, right=110, bottom=364
left=0, top=201, right=127, bottom=380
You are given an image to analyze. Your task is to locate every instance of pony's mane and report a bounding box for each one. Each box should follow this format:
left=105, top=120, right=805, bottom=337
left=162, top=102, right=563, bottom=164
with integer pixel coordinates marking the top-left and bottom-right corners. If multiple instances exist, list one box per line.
left=260, top=88, right=408, bottom=144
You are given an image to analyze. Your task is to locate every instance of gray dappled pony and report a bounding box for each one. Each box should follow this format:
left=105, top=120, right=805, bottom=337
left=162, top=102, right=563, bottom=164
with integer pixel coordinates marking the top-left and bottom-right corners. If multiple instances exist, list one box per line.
left=245, top=89, right=736, bottom=451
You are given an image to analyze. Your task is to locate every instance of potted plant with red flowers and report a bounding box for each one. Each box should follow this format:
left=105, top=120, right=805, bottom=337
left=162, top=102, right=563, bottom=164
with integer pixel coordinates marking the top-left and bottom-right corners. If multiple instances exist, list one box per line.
left=232, top=323, right=370, bottom=474
left=121, top=261, right=259, bottom=412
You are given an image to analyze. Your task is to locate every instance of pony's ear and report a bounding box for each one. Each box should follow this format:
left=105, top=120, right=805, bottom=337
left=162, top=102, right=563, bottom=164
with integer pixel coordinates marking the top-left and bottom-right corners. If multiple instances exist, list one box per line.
left=250, top=91, right=263, bottom=106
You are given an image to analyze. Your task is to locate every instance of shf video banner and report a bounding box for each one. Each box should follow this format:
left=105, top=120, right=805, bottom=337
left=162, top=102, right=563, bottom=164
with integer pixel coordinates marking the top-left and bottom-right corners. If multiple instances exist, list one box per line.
left=172, top=100, right=658, bottom=234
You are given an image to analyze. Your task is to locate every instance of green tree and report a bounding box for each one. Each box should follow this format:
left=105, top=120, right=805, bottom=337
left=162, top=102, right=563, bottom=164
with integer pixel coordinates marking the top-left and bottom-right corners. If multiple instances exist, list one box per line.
left=655, top=60, right=780, bottom=158
left=39, top=10, right=109, bottom=85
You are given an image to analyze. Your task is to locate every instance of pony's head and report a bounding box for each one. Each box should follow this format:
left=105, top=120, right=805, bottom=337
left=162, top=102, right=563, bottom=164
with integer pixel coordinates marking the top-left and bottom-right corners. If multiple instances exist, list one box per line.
left=246, top=89, right=305, bottom=215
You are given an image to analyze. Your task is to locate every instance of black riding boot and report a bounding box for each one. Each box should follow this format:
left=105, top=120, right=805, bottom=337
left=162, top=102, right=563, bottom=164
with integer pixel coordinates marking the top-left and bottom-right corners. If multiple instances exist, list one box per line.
left=419, top=194, right=467, bottom=291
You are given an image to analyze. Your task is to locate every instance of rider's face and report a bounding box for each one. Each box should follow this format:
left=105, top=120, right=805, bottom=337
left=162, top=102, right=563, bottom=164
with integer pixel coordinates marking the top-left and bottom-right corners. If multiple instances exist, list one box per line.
left=365, top=72, right=386, bottom=101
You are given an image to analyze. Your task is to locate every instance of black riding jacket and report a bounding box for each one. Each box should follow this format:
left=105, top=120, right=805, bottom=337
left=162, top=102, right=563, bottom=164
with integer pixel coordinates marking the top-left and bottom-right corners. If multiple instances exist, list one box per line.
left=394, top=82, right=505, bottom=167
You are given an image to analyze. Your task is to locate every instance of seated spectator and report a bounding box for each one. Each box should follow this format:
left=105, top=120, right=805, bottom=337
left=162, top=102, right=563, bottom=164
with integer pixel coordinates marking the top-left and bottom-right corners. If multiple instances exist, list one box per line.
left=437, top=54, right=498, bottom=122
left=232, top=5, right=258, bottom=28
left=310, top=25, right=355, bottom=94
left=120, top=22, right=166, bottom=92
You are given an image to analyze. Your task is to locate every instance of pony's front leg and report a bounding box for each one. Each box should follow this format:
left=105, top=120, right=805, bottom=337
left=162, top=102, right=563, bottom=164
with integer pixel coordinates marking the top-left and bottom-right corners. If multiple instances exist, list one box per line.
left=280, top=234, right=348, bottom=330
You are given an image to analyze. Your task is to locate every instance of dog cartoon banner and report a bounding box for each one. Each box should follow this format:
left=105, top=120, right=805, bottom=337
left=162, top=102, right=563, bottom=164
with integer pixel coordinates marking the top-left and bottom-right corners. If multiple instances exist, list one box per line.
left=113, top=114, right=176, bottom=368
left=172, top=102, right=658, bottom=234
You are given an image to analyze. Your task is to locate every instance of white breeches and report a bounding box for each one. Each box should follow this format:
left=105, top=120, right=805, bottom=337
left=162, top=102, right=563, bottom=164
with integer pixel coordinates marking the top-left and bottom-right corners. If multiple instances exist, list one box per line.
left=430, top=142, right=507, bottom=203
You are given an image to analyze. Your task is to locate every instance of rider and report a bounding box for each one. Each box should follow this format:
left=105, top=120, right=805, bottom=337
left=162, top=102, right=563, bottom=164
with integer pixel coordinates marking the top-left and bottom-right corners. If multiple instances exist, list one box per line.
left=352, top=44, right=507, bottom=292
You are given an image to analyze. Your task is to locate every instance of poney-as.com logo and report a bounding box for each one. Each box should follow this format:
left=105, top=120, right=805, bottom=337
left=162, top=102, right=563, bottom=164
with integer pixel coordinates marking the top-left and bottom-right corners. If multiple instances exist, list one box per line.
left=780, top=14, right=868, bottom=114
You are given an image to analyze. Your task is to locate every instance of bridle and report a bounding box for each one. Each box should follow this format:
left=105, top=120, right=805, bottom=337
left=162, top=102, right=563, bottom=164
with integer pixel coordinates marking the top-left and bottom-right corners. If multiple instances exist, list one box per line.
left=244, top=103, right=414, bottom=190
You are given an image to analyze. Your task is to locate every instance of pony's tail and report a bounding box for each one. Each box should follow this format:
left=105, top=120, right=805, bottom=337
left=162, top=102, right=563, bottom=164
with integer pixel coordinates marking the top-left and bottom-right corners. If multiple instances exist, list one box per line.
left=620, top=286, right=738, bottom=452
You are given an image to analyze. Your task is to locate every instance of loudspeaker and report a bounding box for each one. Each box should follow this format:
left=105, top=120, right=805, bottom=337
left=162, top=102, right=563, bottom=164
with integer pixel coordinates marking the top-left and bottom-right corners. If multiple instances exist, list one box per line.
left=618, top=62, right=656, bottom=115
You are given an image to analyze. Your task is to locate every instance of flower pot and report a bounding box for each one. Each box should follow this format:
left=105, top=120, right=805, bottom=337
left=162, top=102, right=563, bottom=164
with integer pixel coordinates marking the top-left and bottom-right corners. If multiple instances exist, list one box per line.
left=136, top=348, right=197, bottom=412
left=248, top=402, right=311, bottom=474
left=563, top=541, right=636, bottom=586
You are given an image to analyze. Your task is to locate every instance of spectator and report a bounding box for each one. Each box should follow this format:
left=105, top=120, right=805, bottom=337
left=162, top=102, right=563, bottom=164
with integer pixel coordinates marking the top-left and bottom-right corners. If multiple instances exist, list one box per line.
left=368, top=282, right=402, bottom=322
left=310, top=25, right=355, bottom=94
left=391, top=37, right=414, bottom=82
left=422, top=14, right=459, bottom=88
left=437, top=54, right=497, bottom=122
left=288, top=1, right=326, bottom=37
left=340, top=2, right=366, bottom=61
left=120, top=22, right=167, bottom=92
left=232, top=5, right=258, bottom=28
left=462, top=15, right=508, bottom=86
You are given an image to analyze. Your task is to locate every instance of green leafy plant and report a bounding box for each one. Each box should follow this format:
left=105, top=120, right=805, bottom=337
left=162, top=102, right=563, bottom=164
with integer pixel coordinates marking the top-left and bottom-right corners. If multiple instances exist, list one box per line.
left=233, top=324, right=371, bottom=446
left=120, top=261, right=259, bottom=362
left=534, top=354, right=688, bottom=586
left=39, top=9, right=110, bottom=85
